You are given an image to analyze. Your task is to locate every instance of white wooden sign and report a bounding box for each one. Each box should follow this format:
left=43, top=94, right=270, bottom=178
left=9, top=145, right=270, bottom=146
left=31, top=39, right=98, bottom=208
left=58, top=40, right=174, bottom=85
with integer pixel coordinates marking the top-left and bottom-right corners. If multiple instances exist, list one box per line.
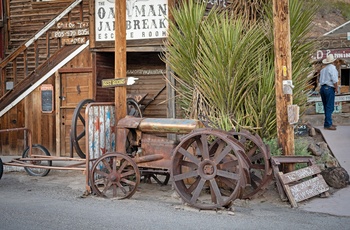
left=315, top=101, right=342, bottom=114
left=308, top=95, right=350, bottom=102
left=95, top=0, right=168, bottom=41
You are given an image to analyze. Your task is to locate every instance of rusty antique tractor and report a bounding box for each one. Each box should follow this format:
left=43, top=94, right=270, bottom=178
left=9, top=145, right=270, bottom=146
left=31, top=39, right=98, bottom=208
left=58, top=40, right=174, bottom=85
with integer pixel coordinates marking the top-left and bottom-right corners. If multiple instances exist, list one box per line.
left=71, top=101, right=273, bottom=210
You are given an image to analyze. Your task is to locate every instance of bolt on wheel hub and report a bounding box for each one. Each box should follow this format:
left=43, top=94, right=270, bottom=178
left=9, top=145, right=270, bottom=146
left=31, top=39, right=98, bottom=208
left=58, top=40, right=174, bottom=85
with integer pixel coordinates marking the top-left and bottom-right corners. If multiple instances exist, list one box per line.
left=199, top=160, right=217, bottom=180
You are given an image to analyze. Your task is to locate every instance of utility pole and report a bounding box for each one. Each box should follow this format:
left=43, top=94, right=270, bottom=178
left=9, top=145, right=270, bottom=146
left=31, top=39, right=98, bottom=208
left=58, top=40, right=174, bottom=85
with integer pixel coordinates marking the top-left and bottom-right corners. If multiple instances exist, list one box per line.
left=115, top=0, right=127, bottom=123
left=273, top=0, right=295, bottom=171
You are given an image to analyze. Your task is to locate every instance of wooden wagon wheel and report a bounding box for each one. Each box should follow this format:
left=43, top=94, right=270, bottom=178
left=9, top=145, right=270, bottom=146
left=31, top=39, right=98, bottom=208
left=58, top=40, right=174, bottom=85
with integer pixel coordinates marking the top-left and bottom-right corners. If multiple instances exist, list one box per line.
left=230, top=130, right=273, bottom=199
left=71, top=99, right=143, bottom=159
left=90, top=152, right=140, bottom=199
left=171, top=129, right=248, bottom=210
left=127, top=98, right=143, bottom=118
left=71, top=99, right=95, bottom=159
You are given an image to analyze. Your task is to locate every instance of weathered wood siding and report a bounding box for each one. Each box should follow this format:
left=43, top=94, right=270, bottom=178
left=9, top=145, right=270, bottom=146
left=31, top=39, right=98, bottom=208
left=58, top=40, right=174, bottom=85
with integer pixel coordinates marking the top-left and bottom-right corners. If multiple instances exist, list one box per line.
left=1, top=0, right=170, bottom=157
left=127, top=52, right=167, bottom=118
left=0, top=0, right=90, bottom=156
left=94, top=51, right=167, bottom=118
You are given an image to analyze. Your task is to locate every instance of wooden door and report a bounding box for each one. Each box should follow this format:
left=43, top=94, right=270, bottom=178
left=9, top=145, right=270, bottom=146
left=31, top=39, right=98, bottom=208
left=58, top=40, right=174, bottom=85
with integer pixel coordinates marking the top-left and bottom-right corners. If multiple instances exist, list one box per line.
left=58, top=71, right=92, bottom=157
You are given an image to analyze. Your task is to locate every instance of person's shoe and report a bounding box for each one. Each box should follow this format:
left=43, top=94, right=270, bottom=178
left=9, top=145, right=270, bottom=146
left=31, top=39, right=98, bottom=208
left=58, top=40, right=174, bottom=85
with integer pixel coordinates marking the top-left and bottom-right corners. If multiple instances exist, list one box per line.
left=324, top=126, right=336, bottom=130
left=332, top=124, right=337, bottom=128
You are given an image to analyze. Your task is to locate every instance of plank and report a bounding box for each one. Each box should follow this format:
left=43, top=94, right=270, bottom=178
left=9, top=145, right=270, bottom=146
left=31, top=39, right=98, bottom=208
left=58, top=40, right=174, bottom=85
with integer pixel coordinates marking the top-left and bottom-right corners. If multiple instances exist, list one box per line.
left=279, top=165, right=321, bottom=184
left=290, top=176, right=329, bottom=202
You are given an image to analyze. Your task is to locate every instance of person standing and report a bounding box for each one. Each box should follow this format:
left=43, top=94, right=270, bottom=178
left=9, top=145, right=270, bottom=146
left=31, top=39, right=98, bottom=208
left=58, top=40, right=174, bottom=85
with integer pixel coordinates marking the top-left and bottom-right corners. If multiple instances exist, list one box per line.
left=319, top=54, right=338, bottom=130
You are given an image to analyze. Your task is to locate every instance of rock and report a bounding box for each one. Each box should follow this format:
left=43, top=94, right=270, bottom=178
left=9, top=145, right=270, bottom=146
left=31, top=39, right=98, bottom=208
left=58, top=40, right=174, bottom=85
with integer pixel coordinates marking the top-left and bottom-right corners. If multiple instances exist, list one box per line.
left=317, top=142, right=328, bottom=150
left=308, top=143, right=322, bottom=156
left=309, top=127, right=316, bottom=137
left=321, top=167, right=350, bottom=189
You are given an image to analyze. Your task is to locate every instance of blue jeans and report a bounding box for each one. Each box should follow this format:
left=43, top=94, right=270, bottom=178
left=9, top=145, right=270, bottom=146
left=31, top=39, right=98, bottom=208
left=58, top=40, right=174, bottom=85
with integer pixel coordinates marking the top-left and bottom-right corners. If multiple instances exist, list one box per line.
left=320, top=85, right=335, bottom=128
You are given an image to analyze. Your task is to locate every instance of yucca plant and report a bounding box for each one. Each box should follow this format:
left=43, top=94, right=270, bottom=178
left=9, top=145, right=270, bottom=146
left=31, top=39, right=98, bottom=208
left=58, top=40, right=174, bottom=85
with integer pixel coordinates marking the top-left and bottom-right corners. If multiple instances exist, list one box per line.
left=162, top=0, right=318, bottom=140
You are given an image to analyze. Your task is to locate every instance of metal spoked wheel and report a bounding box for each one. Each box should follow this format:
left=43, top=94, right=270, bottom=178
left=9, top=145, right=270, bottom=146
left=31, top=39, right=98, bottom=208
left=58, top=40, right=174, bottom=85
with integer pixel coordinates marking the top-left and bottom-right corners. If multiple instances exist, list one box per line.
left=0, top=157, right=3, bottom=180
left=22, top=144, right=52, bottom=177
left=171, top=129, right=248, bottom=210
left=90, top=152, right=141, bottom=199
left=127, top=98, right=143, bottom=118
left=230, top=130, right=273, bottom=199
left=71, top=99, right=95, bottom=159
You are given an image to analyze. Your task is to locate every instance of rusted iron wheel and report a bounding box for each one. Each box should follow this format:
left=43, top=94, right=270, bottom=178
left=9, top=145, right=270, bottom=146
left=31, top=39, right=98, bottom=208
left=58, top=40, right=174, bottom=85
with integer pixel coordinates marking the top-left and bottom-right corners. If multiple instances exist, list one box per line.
left=90, top=152, right=140, bottom=199
left=127, top=98, right=143, bottom=118
left=230, top=130, right=273, bottom=199
left=22, top=144, right=52, bottom=177
left=171, top=129, right=248, bottom=210
left=71, top=99, right=95, bottom=159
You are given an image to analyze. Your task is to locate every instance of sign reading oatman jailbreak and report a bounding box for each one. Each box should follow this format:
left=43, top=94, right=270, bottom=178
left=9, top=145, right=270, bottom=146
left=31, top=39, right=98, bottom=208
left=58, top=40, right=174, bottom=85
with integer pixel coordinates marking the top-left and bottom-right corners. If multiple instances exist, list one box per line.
left=95, top=0, right=168, bottom=41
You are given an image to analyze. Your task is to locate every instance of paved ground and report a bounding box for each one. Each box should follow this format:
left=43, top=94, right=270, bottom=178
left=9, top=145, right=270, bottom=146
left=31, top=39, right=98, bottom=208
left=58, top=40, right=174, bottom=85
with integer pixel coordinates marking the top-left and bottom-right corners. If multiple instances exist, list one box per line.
left=1, top=124, right=349, bottom=217
left=299, top=125, right=350, bottom=217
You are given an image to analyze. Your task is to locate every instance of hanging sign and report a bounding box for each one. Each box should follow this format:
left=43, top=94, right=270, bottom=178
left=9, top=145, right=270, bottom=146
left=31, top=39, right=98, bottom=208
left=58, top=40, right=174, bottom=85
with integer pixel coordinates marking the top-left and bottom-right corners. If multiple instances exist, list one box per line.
left=95, top=0, right=168, bottom=41
left=312, top=48, right=350, bottom=61
left=102, top=77, right=139, bottom=87
left=41, top=84, right=54, bottom=113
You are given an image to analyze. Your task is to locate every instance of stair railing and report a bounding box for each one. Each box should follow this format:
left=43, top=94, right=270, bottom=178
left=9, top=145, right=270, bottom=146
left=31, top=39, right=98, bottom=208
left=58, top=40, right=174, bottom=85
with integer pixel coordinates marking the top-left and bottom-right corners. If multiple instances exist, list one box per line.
left=0, top=0, right=84, bottom=98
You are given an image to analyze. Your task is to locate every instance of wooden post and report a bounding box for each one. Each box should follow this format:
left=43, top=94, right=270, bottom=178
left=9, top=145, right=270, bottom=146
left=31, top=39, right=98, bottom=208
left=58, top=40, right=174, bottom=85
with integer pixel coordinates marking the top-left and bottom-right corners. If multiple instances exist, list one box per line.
left=115, top=0, right=127, bottom=123
left=272, top=0, right=295, bottom=171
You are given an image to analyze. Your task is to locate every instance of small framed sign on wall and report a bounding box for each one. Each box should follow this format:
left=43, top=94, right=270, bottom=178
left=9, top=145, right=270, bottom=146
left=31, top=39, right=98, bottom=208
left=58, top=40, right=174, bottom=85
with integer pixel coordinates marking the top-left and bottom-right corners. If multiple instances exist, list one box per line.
left=41, top=84, right=54, bottom=113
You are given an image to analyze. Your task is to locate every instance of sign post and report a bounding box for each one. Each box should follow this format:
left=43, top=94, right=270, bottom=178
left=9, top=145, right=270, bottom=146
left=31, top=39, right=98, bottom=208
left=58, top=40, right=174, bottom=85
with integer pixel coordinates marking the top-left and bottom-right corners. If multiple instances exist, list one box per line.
left=273, top=0, right=295, bottom=171
left=115, top=0, right=127, bottom=123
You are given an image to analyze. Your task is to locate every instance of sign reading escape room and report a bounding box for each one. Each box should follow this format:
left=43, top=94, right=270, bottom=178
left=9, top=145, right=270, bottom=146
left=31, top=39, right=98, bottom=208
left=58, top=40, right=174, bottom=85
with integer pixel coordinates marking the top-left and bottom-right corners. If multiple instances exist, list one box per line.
left=95, top=0, right=168, bottom=41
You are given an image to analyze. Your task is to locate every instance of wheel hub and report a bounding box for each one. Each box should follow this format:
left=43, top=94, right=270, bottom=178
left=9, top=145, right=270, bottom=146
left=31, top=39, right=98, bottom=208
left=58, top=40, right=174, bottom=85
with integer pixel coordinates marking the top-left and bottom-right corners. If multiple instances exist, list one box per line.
left=199, top=160, right=216, bottom=180
left=109, top=172, right=120, bottom=182
left=203, top=165, right=214, bottom=175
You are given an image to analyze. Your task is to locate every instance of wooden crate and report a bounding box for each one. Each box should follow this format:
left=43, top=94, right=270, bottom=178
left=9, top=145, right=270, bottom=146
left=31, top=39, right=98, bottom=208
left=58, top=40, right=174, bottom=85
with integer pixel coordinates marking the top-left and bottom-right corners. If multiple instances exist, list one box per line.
left=271, top=156, right=329, bottom=207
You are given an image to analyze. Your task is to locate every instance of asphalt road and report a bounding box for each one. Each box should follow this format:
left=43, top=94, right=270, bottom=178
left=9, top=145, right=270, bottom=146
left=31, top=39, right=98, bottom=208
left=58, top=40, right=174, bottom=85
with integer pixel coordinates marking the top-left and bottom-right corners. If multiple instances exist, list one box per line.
left=1, top=170, right=350, bottom=230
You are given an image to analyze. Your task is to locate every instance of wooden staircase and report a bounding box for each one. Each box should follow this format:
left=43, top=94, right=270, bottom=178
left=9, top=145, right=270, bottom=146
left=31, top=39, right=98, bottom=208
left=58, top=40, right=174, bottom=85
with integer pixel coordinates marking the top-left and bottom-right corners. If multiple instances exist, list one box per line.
left=0, top=0, right=88, bottom=117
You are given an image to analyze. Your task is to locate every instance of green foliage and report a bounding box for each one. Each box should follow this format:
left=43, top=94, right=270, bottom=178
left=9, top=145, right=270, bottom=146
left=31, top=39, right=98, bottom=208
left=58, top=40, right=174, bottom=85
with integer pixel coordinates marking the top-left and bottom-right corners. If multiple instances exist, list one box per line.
left=266, top=138, right=311, bottom=156
left=163, top=0, right=318, bottom=139
left=266, top=137, right=313, bottom=170
left=294, top=138, right=312, bottom=156
left=264, top=138, right=282, bottom=156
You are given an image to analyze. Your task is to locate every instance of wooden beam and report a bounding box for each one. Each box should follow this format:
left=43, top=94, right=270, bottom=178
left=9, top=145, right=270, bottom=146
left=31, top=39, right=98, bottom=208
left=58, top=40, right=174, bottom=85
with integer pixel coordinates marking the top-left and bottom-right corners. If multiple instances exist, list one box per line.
left=272, top=0, right=295, bottom=171
left=55, top=71, right=61, bottom=157
left=115, top=0, right=127, bottom=123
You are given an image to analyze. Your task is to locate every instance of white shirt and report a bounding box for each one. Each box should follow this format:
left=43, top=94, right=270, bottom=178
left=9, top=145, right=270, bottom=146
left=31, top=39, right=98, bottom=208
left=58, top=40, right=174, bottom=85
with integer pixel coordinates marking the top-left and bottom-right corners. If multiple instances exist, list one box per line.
left=319, top=64, right=338, bottom=87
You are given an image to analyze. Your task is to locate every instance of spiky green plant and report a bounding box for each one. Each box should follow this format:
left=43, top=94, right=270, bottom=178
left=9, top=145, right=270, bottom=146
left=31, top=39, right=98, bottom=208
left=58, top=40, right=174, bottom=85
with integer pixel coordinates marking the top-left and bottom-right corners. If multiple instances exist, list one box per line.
left=162, top=0, right=318, bottom=139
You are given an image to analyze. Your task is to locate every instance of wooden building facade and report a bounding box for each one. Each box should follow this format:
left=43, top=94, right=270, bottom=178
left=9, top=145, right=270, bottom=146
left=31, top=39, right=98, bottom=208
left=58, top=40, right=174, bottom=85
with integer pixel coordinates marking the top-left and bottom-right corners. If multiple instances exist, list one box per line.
left=0, top=0, right=174, bottom=156
left=307, top=24, right=350, bottom=116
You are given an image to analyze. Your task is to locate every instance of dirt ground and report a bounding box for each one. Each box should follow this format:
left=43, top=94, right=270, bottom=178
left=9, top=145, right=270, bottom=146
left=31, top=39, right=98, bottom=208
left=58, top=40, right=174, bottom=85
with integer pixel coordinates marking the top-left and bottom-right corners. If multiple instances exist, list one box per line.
left=1, top=165, right=290, bottom=213
left=1, top=126, right=336, bottom=212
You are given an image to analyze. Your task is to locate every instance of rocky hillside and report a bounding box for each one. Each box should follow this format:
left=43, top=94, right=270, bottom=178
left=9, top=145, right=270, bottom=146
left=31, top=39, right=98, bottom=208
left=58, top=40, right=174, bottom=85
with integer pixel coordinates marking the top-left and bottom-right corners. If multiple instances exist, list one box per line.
left=309, top=0, right=350, bottom=36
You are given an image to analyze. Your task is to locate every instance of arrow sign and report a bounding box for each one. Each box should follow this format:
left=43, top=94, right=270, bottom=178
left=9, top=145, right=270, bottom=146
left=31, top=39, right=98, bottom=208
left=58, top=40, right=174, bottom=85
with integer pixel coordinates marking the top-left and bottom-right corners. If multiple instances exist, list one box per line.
left=102, top=77, right=139, bottom=88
